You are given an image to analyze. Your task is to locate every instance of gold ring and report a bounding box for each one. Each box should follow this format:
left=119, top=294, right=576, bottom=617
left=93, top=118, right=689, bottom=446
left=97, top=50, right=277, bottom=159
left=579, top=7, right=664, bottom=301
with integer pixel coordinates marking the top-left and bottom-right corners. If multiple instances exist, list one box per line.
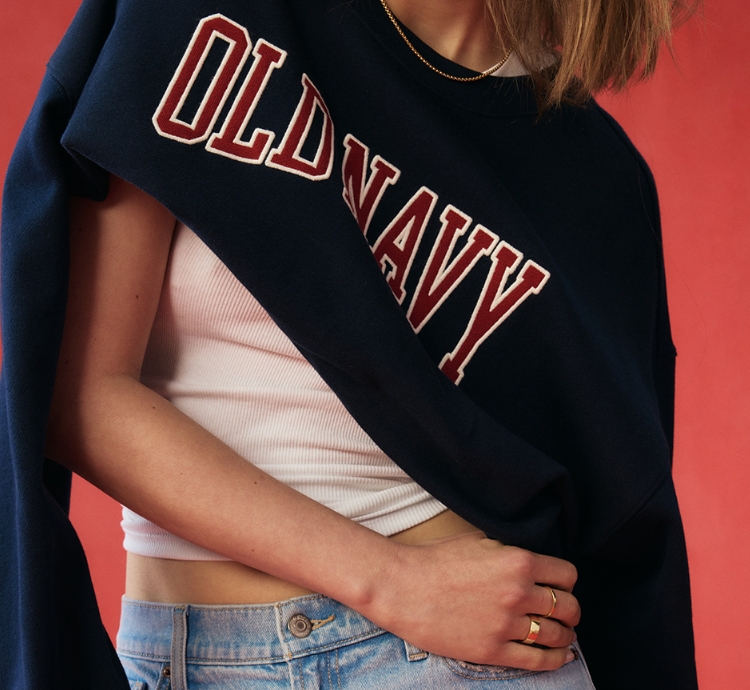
left=521, top=615, right=541, bottom=645
left=543, top=586, right=557, bottom=618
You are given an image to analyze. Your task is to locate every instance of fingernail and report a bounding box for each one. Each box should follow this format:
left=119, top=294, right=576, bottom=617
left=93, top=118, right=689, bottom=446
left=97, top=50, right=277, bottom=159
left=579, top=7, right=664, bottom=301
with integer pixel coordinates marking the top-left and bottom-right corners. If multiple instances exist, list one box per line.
left=565, top=650, right=575, bottom=664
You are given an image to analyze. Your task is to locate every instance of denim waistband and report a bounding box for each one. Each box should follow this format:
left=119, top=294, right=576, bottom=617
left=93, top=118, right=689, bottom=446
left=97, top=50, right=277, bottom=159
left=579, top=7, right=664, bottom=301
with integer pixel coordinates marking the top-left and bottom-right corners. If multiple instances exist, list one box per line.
left=117, top=595, right=388, bottom=664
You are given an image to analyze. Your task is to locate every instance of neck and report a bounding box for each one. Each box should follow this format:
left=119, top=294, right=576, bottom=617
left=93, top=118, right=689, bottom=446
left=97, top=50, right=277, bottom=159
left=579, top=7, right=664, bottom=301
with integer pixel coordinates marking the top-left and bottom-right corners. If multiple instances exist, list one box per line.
left=384, top=0, right=505, bottom=72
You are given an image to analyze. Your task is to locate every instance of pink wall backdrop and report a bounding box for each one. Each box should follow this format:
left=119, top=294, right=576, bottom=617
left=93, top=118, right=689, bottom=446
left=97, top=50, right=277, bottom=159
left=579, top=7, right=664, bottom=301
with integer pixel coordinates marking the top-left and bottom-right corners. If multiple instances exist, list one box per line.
left=2, top=1, right=748, bottom=687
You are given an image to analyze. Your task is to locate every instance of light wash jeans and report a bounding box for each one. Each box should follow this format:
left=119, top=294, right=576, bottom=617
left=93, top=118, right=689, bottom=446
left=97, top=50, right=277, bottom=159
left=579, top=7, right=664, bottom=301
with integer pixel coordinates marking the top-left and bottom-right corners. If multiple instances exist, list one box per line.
left=117, top=595, right=596, bottom=689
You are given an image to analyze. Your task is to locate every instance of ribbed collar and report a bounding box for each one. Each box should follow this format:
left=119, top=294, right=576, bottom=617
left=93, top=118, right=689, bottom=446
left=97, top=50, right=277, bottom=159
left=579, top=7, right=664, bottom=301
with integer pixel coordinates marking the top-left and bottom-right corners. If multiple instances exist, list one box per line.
left=349, top=0, right=538, bottom=118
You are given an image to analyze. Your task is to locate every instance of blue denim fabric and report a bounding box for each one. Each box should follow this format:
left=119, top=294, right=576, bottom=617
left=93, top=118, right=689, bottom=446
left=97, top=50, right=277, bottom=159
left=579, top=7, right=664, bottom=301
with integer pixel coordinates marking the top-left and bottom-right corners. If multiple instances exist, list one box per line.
left=117, top=596, right=596, bottom=689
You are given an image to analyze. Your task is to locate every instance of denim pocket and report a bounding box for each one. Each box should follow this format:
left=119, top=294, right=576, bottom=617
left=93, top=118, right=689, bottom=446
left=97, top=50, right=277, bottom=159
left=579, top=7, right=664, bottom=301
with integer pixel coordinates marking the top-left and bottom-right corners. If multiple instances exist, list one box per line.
left=119, top=653, right=170, bottom=690
left=441, top=656, right=543, bottom=681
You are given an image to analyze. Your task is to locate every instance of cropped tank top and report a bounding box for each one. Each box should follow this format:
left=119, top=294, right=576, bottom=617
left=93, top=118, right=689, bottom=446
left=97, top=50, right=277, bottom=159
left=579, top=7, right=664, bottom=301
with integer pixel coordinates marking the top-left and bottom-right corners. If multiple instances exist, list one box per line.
left=122, top=222, right=446, bottom=560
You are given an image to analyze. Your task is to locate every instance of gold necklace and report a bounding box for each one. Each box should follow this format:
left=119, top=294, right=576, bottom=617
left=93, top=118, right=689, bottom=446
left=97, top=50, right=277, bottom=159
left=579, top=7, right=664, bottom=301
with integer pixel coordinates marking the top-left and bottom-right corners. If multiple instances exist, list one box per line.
left=378, top=0, right=512, bottom=83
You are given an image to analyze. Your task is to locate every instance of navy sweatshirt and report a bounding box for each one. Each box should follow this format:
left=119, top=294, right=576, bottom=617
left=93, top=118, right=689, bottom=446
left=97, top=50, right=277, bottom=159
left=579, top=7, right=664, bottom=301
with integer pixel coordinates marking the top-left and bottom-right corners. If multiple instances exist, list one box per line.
left=0, top=0, right=696, bottom=687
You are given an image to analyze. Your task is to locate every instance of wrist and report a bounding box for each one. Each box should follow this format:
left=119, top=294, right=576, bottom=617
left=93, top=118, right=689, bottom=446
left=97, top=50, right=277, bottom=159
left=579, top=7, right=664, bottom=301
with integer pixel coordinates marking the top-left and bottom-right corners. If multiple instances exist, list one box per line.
left=345, top=538, right=412, bottom=632
left=317, top=529, right=403, bottom=623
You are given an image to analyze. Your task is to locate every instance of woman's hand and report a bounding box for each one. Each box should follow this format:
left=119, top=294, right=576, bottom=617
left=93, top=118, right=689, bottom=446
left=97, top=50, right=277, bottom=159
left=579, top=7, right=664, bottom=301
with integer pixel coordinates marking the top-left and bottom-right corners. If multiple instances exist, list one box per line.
left=360, top=532, right=579, bottom=670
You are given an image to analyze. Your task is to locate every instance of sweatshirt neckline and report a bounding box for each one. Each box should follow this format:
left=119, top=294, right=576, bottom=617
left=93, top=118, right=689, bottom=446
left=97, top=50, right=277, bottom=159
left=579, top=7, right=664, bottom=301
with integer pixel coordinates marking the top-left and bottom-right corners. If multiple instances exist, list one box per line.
left=350, top=0, right=538, bottom=118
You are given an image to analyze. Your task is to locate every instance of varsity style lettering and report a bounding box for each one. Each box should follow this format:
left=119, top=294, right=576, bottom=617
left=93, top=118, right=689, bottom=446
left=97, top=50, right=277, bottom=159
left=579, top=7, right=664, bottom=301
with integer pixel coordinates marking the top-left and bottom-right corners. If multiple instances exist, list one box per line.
left=371, top=187, right=438, bottom=304
left=407, top=206, right=498, bottom=333
left=265, top=75, right=335, bottom=180
left=206, top=39, right=287, bottom=163
left=153, top=13, right=551, bottom=383
left=440, top=243, right=550, bottom=384
left=342, top=134, right=401, bottom=234
left=153, top=14, right=251, bottom=143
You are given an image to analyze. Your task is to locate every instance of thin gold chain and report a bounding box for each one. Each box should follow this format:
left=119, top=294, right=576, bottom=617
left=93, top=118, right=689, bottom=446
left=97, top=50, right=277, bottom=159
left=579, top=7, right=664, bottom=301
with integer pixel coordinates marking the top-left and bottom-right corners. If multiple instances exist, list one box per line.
left=378, top=0, right=512, bottom=83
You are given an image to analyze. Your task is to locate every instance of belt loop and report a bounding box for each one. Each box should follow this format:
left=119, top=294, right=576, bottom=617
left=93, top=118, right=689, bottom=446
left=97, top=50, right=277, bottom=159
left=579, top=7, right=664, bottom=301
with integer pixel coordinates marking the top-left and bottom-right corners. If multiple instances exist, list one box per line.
left=403, top=639, right=428, bottom=662
left=170, top=605, right=189, bottom=689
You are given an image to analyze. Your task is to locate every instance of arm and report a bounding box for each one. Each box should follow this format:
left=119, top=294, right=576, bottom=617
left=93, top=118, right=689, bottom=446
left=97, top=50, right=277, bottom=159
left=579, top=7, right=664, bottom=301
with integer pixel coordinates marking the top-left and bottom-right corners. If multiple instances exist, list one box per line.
left=46, top=175, right=580, bottom=670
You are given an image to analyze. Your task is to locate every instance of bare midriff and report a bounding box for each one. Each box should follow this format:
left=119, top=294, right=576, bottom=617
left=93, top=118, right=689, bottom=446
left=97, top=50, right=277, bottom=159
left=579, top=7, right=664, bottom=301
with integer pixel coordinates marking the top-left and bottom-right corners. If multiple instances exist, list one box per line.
left=126, top=509, right=478, bottom=604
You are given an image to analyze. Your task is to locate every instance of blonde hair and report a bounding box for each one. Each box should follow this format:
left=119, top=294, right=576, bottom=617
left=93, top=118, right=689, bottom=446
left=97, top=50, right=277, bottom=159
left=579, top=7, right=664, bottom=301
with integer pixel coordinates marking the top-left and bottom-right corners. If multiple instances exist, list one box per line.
left=486, top=0, right=699, bottom=107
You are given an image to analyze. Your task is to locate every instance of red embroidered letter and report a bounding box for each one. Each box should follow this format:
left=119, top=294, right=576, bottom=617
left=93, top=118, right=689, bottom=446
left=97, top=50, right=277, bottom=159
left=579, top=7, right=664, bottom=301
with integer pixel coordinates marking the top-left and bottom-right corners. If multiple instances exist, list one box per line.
left=153, top=15, right=251, bottom=144
left=206, top=39, right=286, bottom=163
left=341, top=134, right=400, bottom=235
left=439, top=242, right=550, bottom=384
left=371, top=187, right=438, bottom=304
left=407, top=205, right=498, bottom=333
left=265, top=75, right=334, bottom=180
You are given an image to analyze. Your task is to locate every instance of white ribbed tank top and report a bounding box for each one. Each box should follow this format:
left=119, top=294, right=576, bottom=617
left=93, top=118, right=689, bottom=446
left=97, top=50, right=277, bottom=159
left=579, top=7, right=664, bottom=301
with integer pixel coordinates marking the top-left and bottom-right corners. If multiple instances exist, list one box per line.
left=122, top=222, right=445, bottom=560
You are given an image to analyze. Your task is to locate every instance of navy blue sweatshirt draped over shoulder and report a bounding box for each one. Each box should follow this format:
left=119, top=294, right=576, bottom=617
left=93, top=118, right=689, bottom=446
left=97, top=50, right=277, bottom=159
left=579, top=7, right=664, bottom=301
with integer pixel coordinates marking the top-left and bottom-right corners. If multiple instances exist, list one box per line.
left=0, top=0, right=696, bottom=687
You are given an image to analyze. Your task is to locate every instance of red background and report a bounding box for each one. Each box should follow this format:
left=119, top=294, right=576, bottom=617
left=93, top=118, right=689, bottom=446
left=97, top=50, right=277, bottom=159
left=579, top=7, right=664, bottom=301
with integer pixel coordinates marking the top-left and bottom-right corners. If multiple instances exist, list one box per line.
left=1, top=2, right=748, bottom=687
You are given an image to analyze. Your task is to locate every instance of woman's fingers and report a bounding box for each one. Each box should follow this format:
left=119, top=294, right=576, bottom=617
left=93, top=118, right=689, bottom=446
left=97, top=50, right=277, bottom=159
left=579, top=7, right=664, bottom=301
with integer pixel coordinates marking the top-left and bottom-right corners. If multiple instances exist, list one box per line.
left=527, top=549, right=578, bottom=592
left=496, top=640, right=576, bottom=672
left=512, top=614, right=576, bottom=650
left=495, top=545, right=581, bottom=628
left=530, top=585, right=581, bottom=628
left=466, top=616, right=576, bottom=670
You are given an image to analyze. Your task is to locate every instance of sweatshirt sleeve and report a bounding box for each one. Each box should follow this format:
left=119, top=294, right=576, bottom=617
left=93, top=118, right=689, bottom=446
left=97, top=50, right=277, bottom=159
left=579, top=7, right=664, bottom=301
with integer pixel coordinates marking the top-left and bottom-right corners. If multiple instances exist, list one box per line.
left=0, top=1, right=129, bottom=687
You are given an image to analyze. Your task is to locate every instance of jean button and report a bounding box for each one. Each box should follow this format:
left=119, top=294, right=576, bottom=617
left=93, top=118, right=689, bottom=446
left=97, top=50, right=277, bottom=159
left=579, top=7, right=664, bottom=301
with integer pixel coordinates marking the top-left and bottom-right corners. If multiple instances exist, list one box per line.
left=288, top=613, right=313, bottom=638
